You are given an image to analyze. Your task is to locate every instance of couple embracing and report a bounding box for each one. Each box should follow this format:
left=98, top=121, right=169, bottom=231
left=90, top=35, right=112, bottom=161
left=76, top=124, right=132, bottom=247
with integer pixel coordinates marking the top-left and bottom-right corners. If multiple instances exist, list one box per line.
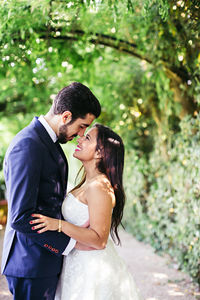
left=2, top=82, right=141, bottom=299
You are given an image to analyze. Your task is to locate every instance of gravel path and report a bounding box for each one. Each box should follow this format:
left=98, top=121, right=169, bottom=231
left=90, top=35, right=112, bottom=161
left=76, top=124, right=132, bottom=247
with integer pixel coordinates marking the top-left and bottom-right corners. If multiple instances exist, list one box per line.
left=0, top=228, right=199, bottom=300
left=116, top=230, right=200, bottom=300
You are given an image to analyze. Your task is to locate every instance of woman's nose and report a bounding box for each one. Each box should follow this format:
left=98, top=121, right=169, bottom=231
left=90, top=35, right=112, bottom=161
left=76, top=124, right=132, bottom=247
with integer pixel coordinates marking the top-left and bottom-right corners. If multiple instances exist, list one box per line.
left=78, top=128, right=86, bottom=137
left=77, top=136, right=83, bottom=143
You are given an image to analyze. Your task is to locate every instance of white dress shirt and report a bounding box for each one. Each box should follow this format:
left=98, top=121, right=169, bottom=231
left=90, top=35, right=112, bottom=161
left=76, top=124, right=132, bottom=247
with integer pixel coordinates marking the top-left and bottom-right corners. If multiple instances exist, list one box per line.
left=38, top=115, right=76, bottom=255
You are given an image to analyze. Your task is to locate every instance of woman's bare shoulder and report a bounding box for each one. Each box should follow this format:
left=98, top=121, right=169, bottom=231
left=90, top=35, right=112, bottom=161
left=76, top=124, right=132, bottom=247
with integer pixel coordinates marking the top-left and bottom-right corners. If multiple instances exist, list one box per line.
left=88, top=175, right=112, bottom=191
left=87, top=175, right=115, bottom=205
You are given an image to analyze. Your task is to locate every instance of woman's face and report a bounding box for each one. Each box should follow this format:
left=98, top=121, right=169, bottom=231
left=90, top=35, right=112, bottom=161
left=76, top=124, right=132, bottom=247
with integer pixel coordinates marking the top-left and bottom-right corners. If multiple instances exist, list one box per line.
left=73, top=127, right=99, bottom=162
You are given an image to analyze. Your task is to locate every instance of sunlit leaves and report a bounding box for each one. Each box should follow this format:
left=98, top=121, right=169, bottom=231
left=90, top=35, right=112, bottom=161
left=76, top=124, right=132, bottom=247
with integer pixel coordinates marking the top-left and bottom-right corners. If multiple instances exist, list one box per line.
left=124, top=113, right=200, bottom=283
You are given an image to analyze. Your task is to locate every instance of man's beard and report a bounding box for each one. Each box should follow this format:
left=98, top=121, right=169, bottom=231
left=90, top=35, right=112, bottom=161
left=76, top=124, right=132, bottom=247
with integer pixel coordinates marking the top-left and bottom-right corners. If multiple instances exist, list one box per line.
left=57, top=124, right=77, bottom=144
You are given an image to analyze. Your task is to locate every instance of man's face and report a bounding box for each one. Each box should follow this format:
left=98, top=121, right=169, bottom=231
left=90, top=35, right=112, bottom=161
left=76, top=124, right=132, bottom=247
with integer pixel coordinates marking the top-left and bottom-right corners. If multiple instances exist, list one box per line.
left=57, top=113, right=95, bottom=144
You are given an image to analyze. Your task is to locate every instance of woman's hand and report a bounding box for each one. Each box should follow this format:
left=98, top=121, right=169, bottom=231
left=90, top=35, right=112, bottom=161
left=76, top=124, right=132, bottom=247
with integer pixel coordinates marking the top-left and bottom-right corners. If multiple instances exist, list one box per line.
left=30, top=214, right=59, bottom=233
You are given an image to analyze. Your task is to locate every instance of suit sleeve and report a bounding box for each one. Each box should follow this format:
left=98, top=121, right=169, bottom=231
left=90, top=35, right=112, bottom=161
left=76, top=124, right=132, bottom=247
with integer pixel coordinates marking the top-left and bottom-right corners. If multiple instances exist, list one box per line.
left=4, top=138, right=70, bottom=256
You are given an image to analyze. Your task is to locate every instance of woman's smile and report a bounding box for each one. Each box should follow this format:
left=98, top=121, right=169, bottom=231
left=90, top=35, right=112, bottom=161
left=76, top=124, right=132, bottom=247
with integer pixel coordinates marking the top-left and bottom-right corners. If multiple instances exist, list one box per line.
left=75, top=144, right=82, bottom=151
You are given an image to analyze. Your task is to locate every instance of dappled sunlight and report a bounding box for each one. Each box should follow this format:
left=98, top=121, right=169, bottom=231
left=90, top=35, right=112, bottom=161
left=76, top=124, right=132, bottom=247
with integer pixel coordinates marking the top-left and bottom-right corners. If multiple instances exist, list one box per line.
left=71, top=173, right=115, bottom=207
left=153, top=272, right=168, bottom=280
left=167, top=283, right=189, bottom=297
left=168, top=289, right=184, bottom=296
left=144, top=271, right=196, bottom=299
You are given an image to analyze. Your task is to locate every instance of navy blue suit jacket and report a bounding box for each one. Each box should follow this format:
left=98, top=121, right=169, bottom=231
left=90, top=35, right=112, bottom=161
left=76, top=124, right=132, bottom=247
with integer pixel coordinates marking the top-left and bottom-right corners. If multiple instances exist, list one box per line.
left=1, top=117, right=70, bottom=278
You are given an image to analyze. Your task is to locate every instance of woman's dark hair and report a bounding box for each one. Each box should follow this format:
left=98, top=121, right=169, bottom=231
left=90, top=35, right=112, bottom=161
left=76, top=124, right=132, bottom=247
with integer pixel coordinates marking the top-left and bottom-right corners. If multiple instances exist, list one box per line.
left=72, top=123, right=125, bottom=245
left=52, top=82, right=101, bottom=121
left=94, top=124, right=125, bottom=245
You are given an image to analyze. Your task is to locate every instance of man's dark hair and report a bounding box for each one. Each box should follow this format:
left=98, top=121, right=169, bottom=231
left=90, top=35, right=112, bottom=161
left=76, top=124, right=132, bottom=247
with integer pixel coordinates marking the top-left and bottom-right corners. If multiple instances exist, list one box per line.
left=52, top=82, right=101, bottom=121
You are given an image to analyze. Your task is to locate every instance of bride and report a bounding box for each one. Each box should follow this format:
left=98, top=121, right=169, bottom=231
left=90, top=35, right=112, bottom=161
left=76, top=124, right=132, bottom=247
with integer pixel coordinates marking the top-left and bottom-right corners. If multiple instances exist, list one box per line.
left=31, top=123, right=142, bottom=300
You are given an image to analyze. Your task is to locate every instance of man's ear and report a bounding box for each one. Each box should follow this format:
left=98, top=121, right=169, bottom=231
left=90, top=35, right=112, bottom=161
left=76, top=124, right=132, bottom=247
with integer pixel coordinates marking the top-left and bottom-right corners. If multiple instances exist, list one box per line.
left=61, top=111, right=72, bottom=124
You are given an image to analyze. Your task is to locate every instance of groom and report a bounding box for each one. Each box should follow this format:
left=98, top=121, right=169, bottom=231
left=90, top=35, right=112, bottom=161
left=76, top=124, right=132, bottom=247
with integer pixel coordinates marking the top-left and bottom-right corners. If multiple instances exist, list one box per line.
left=1, top=82, right=101, bottom=300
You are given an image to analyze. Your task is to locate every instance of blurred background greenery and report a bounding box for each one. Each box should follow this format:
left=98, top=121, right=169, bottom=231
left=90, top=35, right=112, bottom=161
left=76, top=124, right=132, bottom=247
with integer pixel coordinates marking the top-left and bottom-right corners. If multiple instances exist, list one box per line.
left=0, top=0, right=200, bottom=284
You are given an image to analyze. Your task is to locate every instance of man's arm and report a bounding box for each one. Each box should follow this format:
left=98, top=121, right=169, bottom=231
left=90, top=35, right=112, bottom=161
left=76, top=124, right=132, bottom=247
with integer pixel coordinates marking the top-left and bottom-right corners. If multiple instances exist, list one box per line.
left=5, top=138, right=70, bottom=256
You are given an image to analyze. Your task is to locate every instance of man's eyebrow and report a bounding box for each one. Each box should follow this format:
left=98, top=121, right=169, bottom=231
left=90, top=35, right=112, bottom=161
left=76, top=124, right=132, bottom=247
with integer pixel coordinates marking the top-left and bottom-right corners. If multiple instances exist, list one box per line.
left=82, top=123, right=90, bottom=127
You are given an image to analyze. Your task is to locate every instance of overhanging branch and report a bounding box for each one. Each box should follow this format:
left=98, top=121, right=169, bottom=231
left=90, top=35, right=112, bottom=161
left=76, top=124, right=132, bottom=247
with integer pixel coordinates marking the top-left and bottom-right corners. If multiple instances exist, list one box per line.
left=47, top=29, right=188, bottom=81
left=46, top=29, right=153, bottom=64
left=5, top=26, right=188, bottom=82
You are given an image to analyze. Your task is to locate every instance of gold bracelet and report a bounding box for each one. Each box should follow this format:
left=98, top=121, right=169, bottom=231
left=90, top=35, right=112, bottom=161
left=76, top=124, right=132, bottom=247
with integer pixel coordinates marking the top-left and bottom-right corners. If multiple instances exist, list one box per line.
left=58, top=219, right=62, bottom=232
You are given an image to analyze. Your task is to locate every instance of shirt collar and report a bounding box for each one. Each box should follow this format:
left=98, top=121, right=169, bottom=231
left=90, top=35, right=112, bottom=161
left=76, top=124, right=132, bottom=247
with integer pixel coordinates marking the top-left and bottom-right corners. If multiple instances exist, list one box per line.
left=38, top=115, right=58, bottom=143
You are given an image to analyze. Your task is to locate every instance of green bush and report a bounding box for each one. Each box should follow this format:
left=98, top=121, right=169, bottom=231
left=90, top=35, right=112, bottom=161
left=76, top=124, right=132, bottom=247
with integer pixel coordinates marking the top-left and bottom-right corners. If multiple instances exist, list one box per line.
left=0, top=146, right=6, bottom=200
left=124, top=114, right=200, bottom=284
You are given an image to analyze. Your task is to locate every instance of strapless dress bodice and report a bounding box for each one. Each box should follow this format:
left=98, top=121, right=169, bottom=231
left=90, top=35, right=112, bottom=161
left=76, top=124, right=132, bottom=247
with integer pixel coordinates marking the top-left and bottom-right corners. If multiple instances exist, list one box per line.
left=61, top=193, right=89, bottom=226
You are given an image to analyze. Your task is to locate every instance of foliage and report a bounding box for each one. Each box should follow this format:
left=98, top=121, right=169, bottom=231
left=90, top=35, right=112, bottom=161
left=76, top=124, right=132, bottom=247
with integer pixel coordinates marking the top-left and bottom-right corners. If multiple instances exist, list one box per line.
left=0, top=0, right=199, bottom=151
left=123, top=114, right=200, bottom=283
left=0, top=143, right=7, bottom=199
left=0, top=0, right=200, bottom=284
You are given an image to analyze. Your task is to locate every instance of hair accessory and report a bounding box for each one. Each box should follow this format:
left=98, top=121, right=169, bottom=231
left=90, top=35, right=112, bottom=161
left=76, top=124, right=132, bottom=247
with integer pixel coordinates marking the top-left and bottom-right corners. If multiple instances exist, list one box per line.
left=107, top=137, right=120, bottom=146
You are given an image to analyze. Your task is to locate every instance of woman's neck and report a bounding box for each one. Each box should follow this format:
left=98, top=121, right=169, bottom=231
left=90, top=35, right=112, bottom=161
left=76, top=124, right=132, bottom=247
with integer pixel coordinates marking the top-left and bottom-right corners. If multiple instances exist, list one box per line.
left=82, top=161, right=102, bottom=183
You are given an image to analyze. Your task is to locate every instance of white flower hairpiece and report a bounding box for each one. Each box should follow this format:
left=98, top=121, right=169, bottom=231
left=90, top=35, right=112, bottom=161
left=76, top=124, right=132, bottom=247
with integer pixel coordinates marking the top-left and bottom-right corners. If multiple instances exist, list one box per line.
left=107, top=137, right=120, bottom=145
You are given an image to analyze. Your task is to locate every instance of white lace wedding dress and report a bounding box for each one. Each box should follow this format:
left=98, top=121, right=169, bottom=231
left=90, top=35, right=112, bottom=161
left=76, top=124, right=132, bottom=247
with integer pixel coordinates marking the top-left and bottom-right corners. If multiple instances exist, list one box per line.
left=55, top=193, right=142, bottom=300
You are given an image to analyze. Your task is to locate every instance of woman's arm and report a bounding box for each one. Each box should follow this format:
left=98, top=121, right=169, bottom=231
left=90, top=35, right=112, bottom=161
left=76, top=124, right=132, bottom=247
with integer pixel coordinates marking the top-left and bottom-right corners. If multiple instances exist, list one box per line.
left=31, top=183, right=114, bottom=250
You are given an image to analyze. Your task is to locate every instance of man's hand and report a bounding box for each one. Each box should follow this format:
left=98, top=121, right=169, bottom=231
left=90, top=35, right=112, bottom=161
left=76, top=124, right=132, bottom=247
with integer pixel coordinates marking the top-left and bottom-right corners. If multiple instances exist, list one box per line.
left=75, top=241, right=97, bottom=251
left=74, top=220, right=95, bottom=250
left=81, top=219, right=90, bottom=228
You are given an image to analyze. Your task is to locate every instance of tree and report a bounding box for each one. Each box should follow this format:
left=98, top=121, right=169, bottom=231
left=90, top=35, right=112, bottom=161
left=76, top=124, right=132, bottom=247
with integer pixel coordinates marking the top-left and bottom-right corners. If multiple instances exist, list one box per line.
left=0, top=0, right=199, bottom=156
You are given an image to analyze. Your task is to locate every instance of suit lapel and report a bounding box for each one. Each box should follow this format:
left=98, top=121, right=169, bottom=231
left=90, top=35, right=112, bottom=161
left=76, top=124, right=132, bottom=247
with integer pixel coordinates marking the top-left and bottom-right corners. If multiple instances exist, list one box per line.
left=31, top=117, right=68, bottom=191
left=55, top=141, right=68, bottom=190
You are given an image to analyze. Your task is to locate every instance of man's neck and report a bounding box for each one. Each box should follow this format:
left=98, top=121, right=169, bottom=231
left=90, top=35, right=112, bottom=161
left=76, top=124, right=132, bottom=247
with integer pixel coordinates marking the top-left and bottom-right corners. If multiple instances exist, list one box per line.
left=44, top=112, right=59, bottom=136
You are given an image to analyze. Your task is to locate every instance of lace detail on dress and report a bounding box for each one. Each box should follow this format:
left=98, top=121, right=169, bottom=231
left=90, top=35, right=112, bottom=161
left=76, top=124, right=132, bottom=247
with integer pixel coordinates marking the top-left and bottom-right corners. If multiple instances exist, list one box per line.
left=55, top=193, right=142, bottom=300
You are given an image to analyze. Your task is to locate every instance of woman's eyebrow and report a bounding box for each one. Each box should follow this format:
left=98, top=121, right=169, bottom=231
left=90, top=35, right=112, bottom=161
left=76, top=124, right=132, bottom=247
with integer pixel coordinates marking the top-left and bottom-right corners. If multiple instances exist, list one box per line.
left=86, top=133, right=91, bottom=139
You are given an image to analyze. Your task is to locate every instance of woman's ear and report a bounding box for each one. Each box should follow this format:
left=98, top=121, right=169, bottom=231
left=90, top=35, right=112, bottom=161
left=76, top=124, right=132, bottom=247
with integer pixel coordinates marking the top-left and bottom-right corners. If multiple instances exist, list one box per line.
left=94, top=149, right=102, bottom=159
